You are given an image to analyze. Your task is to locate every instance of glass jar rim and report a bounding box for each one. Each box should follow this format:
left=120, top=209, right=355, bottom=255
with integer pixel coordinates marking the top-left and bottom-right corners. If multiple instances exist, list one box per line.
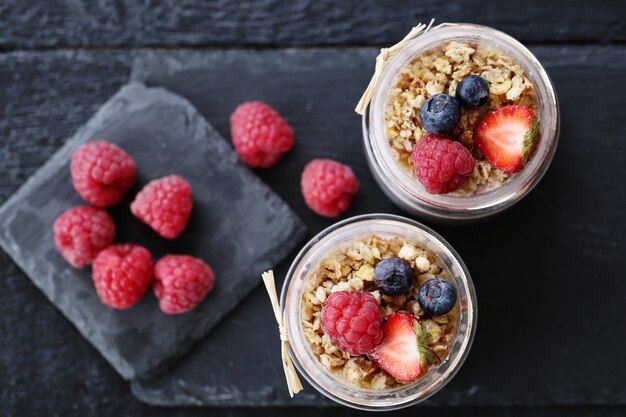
left=365, top=23, right=559, bottom=221
left=280, top=213, right=477, bottom=410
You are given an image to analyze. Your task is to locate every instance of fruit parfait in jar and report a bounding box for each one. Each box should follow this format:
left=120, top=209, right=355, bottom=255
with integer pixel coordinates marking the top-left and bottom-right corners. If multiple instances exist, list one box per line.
left=281, top=214, right=476, bottom=410
left=361, top=23, right=559, bottom=221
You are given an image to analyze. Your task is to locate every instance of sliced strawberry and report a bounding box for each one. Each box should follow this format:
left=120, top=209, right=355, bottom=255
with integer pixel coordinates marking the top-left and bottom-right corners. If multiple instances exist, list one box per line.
left=474, top=105, right=539, bottom=174
left=370, top=312, right=425, bottom=383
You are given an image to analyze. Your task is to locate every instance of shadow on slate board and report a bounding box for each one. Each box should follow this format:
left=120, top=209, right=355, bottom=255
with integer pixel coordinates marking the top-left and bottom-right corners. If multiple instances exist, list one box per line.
left=0, top=82, right=306, bottom=381
left=128, top=47, right=626, bottom=407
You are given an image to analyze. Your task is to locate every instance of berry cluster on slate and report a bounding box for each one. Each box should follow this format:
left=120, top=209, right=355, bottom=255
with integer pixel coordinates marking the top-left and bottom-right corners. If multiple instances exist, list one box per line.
left=230, top=101, right=359, bottom=218
left=53, top=141, right=215, bottom=314
left=414, top=75, right=539, bottom=194
left=320, top=256, right=457, bottom=383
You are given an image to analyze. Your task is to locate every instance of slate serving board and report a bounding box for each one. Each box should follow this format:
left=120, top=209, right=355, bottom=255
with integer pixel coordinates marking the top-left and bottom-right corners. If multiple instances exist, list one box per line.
left=127, top=48, right=626, bottom=407
left=0, top=82, right=306, bottom=380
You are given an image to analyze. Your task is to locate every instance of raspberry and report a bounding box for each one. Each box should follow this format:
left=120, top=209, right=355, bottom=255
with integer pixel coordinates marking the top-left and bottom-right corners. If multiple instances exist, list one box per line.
left=130, top=175, right=192, bottom=239
left=321, top=291, right=384, bottom=356
left=71, top=141, right=136, bottom=207
left=53, top=206, right=116, bottom=268
left=230, top=101, right=294, bottom=168
left=412, top=134, right=475, bottom=194
left=301, top=159, right=359, bottom=217
left=92, top=244, right=153, bottom=309
left=153, top=255, right=215, bottom=314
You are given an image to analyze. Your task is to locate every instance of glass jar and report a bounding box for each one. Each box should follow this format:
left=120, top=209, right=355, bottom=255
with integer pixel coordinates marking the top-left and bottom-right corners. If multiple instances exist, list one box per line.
left=280, top=214, right=477, bottom=410
left=362, top=23, right=559, bottom=222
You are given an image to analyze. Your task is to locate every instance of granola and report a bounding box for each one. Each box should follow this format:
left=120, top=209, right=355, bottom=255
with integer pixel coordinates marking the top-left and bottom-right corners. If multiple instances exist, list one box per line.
left=384, top=41, right=539, bottom=195
left=301, top=235, right=458, bottom=389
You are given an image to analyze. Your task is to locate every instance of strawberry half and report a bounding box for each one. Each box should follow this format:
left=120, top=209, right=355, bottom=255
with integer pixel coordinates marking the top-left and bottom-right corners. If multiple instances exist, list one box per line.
left=474, top=105, right=539, bottom=174
left=370, top=312, right=438, bottom=383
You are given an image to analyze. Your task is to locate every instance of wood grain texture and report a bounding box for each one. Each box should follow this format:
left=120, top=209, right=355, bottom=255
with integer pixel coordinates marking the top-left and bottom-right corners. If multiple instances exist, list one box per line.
left=1, top=0, right=625, bottom=49
left=1, top=46, right=625, bottom=415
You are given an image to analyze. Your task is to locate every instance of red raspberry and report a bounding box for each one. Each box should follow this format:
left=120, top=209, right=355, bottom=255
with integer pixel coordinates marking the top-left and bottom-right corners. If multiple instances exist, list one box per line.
left=92, top=244, right=153, bottom=309
left=321, top=291, right=384, bottom=356
left=130, top=175, right=192, bottom=239
left=53, top=206, right=116, bottom=268
left=71, top=141, right=136, bottom=207
left=230, top=101, right=295, bottom=168
left=412, top=134, right=475, bottom=194
left=153, top=255, right=215, bottom=314
left=301, top=159, right=359, bottom=217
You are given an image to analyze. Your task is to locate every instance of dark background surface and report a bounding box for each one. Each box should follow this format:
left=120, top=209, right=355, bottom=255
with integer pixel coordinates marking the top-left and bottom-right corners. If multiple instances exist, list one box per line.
left=1, top=1, right=625, bottom=416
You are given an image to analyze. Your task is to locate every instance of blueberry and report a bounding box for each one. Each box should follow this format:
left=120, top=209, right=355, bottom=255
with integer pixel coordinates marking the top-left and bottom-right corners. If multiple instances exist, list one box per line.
left=456, top=75, right=489, bottom=108
left=418, top=278, right=457, bottom=316
left=419, top=94, right=461, bottom=134
left=374, top=257, right=413, bottom=295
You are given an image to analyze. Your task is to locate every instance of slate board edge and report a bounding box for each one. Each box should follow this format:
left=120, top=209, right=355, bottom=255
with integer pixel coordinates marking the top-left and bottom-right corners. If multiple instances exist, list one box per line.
left=0, top=81, right=308, bottom=381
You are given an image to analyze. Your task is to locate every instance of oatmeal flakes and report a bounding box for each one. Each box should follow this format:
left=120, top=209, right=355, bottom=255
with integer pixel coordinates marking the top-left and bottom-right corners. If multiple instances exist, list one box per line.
left=414, top=94, right=427, bottom=108
left=304, top=292, right=319, bottom=306
left=320, top=353, right=346, bottom=369
left=448, top=79, right=459, bottom=96
left=490, top=78, right=513, bottom=95
left=452, top=65, right=472, bottom=81
left=422, top=71, right=435, bottom=82
left=343, top=357, right=377, bottom=386
left=412, top=126, right=423, bottom=141
left=382, top=294, right=407, bottom=307
left=311, top=344, right=323, bottom=356
left=354, top=264, right=375, bottom=281
left=315, top=286, right=327, bottom=303
left=418, top=273, right=435, bottom=284
left=414, top=256, right=431, bottom=272
left=348, top=277, right=365, bottom=291
left=383, top=304, right=396, bottom=317
left=398, top=243, right=419, bottom=261
left=428, top=263, right=442, bottom=275
left=425, top=81, right=444, bottom=96
left=330, top=280, right=352, bottom=293
left=434, top=57, right=452, bottom=74
left=506, top=75, right=526, bottom=100
left=312, top=316, right=322, bottom=331
left=304, top=327, right=322, bottom=345
left=370, top=373, right=389, bottom=390
left=444, top=41, right=475, bottom=63
left=321, top=334, right=339, bottom=354
left=482, top=67, right=506, bottom=83
left=302, top=305, right=314, bottom=321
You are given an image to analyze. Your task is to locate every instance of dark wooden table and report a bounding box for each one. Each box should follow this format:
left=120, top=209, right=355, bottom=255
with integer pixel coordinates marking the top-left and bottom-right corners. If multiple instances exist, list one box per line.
left=1, top=1, right=625, bottom=416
